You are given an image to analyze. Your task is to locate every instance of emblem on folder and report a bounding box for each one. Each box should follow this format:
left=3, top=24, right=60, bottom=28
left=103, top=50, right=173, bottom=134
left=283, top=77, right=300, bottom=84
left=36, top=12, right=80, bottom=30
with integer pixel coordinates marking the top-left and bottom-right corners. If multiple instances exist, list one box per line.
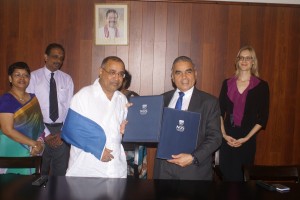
left=139, top=104, right=148, bottom=115
left=176, top=120, right=185, bottom=132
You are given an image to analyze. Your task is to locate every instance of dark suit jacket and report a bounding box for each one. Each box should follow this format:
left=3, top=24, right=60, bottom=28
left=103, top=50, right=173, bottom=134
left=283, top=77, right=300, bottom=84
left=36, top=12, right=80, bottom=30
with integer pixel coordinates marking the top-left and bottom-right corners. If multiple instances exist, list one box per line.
left=154, top=88, right=222, bottom=180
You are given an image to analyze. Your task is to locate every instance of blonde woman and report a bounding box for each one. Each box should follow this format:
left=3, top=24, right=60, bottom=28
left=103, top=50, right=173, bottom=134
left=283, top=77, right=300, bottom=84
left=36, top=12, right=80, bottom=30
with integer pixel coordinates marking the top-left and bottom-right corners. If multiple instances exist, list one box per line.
left=219, top=46, right=269, bottom=181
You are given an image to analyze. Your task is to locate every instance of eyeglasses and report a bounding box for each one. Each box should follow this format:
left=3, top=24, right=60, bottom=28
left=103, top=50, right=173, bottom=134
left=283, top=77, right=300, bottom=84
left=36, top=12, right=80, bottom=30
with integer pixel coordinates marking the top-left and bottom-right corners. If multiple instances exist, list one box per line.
left=237, top=56, right=253, bottom=62
left=102, top=68, right=125, bottom=78
left=13, top=73, right=30, bottom=79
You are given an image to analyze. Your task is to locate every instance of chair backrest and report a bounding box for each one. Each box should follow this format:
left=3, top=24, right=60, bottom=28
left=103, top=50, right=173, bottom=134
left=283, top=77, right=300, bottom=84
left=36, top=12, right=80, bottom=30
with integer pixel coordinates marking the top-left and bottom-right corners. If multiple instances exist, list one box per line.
left=0, top=156, right=42, bottom=174
left=243, top=165, right=300, bottom=183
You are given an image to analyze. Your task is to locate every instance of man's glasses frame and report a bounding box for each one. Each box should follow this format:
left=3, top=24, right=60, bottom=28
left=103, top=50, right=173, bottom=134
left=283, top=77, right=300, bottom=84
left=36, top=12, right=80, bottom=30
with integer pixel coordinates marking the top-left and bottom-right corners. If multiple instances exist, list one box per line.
left=102, top=68, right=126, bottom=78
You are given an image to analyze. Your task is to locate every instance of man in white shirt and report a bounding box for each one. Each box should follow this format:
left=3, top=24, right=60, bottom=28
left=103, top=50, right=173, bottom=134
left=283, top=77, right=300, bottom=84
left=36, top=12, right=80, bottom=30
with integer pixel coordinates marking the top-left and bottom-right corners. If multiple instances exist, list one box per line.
left=27, top=43, right=74, bottom=176
left=61, top=56, right=128, bottom=178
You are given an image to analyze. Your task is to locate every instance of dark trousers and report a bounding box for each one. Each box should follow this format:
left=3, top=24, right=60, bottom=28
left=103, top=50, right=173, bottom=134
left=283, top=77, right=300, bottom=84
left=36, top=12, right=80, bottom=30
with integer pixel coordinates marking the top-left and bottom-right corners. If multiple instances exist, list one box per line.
left=219, top=126, right=256, bottom=181
left=41, top=124, right=70, bottom=176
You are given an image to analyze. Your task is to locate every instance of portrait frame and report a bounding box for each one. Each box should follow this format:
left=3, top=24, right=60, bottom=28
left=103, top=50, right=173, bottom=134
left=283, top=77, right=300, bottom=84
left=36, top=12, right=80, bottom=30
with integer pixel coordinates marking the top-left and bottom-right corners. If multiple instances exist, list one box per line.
left=95, top=4, right=128, bottom=45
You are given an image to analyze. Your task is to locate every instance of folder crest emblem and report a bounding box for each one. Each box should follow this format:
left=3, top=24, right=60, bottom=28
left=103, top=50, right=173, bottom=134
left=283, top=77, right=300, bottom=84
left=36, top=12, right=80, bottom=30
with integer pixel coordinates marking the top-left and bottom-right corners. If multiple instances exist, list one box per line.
left=176, top=120, right=185, bottom=132
left=139, top=104, right=148, bottom=115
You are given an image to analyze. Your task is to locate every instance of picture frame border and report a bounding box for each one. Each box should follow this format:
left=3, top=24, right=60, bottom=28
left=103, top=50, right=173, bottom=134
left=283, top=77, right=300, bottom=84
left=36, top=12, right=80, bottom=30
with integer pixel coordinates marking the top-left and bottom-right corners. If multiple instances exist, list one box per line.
left=94, top=3, right=129, bottom=45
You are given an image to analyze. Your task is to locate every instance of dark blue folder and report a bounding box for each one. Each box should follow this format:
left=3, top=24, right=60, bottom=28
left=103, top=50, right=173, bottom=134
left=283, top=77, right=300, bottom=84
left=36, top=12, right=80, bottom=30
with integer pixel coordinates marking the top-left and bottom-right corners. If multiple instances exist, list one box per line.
left=123, top=95, right=164, bottom=142
left=156, top=108, right=201, bottom=160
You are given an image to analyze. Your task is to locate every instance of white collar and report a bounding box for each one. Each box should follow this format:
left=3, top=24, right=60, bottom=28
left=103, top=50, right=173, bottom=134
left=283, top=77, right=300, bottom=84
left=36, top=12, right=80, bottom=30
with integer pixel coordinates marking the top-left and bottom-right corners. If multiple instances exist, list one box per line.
left=175, top=86, right=194, bottom=96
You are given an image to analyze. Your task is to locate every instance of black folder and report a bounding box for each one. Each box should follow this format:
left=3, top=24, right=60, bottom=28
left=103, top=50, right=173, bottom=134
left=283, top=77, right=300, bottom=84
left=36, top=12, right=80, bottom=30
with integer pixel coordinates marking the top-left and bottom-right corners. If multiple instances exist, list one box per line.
left=123, top=95, right=164, bottom=142
left=156, top=108, right=201, bottom=160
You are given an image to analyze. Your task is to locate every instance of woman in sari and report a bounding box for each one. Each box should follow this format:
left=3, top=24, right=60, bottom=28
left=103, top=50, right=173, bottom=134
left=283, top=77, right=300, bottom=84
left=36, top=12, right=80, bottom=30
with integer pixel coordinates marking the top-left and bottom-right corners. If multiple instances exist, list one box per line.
left=0, top=62, right=45, bottom=175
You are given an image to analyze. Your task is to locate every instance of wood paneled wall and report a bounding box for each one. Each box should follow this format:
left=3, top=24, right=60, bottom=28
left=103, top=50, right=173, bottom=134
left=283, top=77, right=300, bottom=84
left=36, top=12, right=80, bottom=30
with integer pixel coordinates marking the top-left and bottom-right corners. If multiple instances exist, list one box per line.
left=1, top=0, right=300, bottom=179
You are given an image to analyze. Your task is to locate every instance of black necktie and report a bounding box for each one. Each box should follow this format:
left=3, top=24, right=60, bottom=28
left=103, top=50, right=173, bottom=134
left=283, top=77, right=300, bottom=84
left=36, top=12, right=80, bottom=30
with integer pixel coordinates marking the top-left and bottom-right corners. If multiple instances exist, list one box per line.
left=175, top=92, right=185, bottom=110
left=49, top=72, right=58, bottom=122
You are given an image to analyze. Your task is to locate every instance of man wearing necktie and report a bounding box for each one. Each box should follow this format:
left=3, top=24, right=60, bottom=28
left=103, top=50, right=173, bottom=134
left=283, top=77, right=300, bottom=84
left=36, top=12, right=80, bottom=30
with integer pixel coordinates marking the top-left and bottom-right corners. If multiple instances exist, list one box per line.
left=154, top=56, right=222, bottom=180
left=27, top=43, right=74, bottom=176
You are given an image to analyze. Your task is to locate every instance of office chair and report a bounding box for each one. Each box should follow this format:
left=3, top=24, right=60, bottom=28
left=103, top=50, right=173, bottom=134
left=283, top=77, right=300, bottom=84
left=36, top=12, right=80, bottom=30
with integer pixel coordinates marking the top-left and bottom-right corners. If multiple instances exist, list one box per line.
left=0, top=156, right=42, bottom=174
left=243, top=165, right=300, bottom=183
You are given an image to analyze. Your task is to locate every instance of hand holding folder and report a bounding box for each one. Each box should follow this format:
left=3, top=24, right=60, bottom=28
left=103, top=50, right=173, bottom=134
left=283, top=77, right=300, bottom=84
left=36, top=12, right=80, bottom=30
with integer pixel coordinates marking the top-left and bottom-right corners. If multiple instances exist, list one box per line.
left=123, top=95, right=164, bottom=142
left=167, top=153, right=195, bottom=167
left=123, top=96, right=201, bottom=160
left=156, top=108, right=201, bottom=160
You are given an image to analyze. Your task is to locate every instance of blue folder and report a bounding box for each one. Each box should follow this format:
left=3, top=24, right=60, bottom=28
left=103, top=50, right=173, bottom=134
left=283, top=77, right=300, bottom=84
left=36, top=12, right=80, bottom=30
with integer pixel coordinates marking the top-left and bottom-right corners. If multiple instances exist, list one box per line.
left=123, top=95, right=164, bottom=142
left=156, top=108, right=201, bottom=160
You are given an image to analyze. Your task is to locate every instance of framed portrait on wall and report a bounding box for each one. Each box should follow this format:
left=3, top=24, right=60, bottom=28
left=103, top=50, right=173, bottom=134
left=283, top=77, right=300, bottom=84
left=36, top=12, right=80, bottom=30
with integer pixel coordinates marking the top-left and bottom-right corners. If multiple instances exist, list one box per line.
left=95, top=4, right=128, bottom=45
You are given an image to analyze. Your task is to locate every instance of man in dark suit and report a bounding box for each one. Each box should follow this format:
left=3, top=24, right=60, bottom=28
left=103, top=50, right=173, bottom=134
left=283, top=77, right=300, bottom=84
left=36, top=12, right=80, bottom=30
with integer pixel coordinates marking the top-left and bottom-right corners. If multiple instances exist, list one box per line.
left=154, top=56, right=222, bottom=180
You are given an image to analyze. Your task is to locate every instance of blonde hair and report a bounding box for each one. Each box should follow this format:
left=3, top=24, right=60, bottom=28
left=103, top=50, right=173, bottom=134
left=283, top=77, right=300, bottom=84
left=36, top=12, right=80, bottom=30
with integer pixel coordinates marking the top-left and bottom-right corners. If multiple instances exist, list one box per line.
left=235, top=45, right=259, bottom=77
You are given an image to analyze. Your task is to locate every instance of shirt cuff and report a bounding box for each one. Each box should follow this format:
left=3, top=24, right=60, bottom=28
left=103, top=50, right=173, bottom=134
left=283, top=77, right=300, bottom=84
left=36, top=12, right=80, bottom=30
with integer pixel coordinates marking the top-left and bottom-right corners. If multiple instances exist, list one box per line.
left=44, top=127, right=51, bottom=137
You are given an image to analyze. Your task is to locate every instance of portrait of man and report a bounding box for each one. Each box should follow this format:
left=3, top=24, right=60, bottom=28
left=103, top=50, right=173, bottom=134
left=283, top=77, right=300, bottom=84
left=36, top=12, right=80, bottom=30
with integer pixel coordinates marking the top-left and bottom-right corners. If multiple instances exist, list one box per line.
left=95, top=4, right=128, bottom=45
left=99, top=9, right=122, bottom=39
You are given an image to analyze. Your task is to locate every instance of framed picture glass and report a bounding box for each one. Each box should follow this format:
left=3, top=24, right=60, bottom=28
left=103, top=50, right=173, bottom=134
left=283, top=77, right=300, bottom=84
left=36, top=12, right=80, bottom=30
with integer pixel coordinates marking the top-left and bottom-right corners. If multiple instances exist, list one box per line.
left=95, top=4, right=128, bottom=45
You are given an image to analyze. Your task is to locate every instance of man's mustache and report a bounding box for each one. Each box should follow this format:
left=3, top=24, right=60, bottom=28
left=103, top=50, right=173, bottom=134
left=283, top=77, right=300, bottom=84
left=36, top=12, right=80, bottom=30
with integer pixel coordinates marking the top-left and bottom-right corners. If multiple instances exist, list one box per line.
left=54, top=62, right=61, bottom=67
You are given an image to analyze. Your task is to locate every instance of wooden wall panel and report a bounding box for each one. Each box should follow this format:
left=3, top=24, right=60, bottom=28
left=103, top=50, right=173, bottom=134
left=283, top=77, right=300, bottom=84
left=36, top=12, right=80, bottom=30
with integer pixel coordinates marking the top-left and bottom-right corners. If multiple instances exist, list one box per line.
left=226, top=5, right=242, bottom=78
left=91, top=46, right=105, bottom=81
left=254, top=6, right=300, bottom=165
left=153, top=2, right=167, bottom=95
left=140, top=2, right=155, bottom=96
left=178, top=3, right=192, bottom=57
left=117, top=45, right=130, bottom=71
left=0, top=0, right=8, bottom=94
left=79, top=40, right=93, bottom=88
left=292, top=10, right=300, bottom=164
left=128, top=2, right=143, bottom=94
left=165, top=3, right=180, bottom=91
left=295, top=47, right=300, bottom=163
left=190, top=4, right=205, bottom=89
left=1, top=0, right=300, bottom=179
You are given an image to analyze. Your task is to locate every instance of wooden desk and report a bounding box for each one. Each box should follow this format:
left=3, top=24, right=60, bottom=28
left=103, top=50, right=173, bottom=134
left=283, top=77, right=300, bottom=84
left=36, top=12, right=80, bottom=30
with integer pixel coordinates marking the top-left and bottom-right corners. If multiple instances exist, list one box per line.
left=1, top=174, right=300, bottom=200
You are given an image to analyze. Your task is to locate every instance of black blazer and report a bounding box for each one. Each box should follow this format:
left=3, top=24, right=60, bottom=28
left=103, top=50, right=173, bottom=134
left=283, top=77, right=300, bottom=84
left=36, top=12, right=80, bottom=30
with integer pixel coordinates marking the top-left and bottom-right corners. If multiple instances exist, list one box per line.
left=219, top=78, right=269, bottom=133
left=154, top=88, right=222, bottom=180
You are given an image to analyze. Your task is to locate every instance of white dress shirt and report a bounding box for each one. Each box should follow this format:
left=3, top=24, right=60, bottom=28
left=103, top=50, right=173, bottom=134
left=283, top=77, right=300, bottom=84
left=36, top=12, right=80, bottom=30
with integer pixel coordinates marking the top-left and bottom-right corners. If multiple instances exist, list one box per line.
left=27, top=66, right=74, bottom=124
left=66, top=79, right=128, bottom=178
left=98, top=27, right=123, bottom=39
left=168, top=87, right=194, bottom=110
